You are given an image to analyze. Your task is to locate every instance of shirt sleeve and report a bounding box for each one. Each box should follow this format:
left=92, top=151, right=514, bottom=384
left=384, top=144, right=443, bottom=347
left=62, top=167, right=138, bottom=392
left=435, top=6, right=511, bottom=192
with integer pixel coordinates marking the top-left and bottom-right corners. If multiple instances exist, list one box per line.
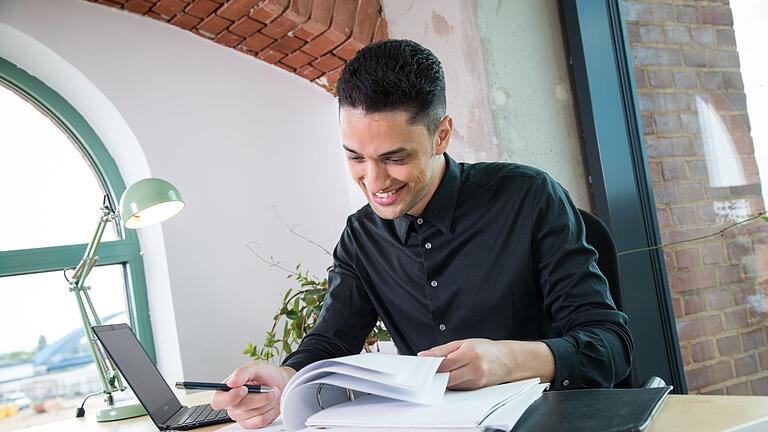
left=281, top=218, right=378, bottom=372
left=531, top=173, right=634, bottom=390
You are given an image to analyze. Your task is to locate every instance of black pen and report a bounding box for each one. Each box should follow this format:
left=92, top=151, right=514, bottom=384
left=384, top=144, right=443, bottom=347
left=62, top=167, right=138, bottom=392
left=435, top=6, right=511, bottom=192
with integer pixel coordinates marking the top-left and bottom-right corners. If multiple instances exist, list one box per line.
left=175, top=381, right=276, bottom=393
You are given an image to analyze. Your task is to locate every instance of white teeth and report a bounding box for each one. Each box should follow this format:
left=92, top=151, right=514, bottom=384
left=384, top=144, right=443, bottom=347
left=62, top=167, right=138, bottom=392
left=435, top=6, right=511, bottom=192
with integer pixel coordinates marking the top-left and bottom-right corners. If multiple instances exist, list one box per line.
left=375, top=188, right=398, bottom=198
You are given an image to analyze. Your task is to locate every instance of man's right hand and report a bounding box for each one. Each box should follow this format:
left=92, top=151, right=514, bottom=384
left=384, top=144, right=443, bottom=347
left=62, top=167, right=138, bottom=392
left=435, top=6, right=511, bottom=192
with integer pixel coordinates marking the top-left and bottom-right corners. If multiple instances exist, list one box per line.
left=210, top=362, right=296, bottom=429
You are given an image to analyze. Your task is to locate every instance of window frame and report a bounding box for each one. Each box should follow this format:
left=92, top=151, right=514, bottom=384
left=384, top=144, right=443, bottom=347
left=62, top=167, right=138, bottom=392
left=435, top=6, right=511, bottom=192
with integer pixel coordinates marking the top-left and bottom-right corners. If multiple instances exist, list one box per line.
left=0, top=56, right=156, bottom=361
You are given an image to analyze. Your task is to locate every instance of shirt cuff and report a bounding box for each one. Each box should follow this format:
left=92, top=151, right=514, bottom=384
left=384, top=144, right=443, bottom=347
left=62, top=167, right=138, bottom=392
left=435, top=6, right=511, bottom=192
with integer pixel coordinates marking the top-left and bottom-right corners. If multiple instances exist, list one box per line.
left=542, top=337, right=578, bottom=390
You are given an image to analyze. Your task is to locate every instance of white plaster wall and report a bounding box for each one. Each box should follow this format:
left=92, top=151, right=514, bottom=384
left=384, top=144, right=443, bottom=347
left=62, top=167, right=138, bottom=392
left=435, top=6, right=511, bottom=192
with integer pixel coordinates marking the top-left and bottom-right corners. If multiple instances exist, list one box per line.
left=475, top=0, right=590, bottom=208
left=0, top=0, right=353, bottom=382
left=382, top=0, right=590, bottom=209
left=381, top=0, right=499, bottom=163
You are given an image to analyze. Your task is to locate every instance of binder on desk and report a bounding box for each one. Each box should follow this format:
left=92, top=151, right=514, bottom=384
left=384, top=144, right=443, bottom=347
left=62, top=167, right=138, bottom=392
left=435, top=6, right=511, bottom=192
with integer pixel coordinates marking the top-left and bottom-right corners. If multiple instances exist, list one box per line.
left=279, top=353, right=548, bottom=431
left=511, top=386, right=673, bottom=432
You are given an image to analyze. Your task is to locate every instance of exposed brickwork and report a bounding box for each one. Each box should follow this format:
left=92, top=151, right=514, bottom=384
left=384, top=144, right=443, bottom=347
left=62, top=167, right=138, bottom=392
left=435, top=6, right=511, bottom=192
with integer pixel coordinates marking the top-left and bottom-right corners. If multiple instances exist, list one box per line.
left=86, top=0, right=389, bottom=93
left=625, top=0, right=768, bottom=395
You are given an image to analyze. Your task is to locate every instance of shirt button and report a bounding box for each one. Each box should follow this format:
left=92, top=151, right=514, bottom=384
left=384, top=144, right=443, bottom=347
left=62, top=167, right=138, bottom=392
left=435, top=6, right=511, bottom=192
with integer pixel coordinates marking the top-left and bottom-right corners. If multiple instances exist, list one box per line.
left=430, top=280, right=438, bottom=287
left=561, top=379, right=570, bottom=387
left=425, top=242, right=432, bottom=249
left=438, top=324, right=446, bottom=331
left=416, top=218, right=424, bottom=225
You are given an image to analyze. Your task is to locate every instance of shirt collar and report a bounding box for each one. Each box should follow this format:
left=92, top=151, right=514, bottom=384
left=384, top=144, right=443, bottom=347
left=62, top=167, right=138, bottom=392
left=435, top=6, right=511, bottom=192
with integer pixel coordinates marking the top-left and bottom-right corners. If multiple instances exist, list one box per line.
left=393, top=153, right=460, bottom=244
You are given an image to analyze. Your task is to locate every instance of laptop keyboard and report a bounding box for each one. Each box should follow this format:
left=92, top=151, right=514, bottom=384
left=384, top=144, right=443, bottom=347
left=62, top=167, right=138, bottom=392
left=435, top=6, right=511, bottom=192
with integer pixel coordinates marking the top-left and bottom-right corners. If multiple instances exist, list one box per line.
left=178, top=404, right=229, bottom=425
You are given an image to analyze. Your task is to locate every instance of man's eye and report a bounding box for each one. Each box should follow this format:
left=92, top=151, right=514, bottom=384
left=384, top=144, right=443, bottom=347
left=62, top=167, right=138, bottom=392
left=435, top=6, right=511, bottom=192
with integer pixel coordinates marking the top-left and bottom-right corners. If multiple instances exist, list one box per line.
left=347, top=156, right=364, bottom=163
left=387, top=158, right=406, bottom=164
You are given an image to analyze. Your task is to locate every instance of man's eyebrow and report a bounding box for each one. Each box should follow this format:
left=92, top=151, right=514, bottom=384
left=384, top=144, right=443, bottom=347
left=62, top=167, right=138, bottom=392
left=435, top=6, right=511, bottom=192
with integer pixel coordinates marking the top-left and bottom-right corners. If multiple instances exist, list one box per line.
left=342, top=146, right=411, bottom=158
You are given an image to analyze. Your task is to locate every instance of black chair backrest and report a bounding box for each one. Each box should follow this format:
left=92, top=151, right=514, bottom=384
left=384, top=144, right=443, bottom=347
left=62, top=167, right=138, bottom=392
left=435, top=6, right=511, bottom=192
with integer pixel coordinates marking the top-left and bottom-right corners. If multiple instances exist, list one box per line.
left=578, top=209, right=623, bottom=312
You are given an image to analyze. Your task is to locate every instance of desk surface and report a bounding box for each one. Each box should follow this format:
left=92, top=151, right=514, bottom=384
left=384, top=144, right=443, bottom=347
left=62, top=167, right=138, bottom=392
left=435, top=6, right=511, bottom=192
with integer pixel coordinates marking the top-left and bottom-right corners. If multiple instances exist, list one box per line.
left=16, top=394, right=768, bottom=432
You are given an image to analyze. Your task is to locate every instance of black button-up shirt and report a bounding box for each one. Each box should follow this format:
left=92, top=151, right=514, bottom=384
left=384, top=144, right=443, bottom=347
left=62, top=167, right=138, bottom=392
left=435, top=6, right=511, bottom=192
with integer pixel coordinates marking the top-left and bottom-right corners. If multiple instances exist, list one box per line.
left=283, top=154, right=633, bottom=390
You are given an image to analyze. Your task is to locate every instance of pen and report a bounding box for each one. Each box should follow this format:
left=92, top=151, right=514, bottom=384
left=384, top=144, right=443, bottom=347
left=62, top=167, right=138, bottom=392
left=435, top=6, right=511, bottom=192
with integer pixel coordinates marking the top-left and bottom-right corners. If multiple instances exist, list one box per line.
left=175, top=381, right=276, bottom=393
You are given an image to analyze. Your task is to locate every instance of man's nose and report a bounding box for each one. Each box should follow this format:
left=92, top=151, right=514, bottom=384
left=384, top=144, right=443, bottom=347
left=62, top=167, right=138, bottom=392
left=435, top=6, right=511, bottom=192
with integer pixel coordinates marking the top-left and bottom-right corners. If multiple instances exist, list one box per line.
left=365, top=163, right=387, bottom=191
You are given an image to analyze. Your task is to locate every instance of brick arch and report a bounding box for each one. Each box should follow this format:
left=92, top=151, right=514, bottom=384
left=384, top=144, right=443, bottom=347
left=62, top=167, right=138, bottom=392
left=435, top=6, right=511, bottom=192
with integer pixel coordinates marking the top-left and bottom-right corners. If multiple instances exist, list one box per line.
left=86, top=0, right=388, bottom=93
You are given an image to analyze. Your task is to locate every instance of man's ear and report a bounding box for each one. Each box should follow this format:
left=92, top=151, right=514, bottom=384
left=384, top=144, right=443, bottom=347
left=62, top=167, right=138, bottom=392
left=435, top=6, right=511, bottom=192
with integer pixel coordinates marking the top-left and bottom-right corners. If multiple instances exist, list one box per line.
left=434, top=115, right=453, bottom=155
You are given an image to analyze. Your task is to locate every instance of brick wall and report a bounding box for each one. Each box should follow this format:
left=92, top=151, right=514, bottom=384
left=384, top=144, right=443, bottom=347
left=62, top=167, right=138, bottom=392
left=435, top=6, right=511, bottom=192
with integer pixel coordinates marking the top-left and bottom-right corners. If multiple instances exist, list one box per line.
left=624, top=0, right=768, bottom=394
left=86, top=0, right=388, bottom=93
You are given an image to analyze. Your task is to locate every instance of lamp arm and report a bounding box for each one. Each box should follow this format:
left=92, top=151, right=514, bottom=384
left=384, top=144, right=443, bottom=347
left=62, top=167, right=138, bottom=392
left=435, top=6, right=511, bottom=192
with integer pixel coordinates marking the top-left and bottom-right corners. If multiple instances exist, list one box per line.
left=69, top=202, right=126, bottom=399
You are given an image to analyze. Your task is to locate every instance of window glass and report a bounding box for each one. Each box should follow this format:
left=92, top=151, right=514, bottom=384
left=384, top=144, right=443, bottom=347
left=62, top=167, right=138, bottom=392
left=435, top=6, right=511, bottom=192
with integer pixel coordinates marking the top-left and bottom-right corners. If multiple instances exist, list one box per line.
left=624, top=0, right=768, bottom=395
left=0, top=84, right=118, bottom=252
left=0, top=265, right=128, bottom=431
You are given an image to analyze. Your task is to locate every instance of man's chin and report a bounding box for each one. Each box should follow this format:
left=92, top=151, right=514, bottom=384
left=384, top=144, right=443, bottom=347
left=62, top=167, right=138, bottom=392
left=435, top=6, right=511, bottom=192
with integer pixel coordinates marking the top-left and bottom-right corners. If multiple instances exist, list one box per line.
left=369, top=203, right=407, bottom=220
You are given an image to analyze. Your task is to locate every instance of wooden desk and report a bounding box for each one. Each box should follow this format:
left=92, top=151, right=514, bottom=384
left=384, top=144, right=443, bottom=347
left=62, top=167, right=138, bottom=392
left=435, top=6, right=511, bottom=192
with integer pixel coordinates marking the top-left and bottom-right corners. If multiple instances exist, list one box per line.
left=16, top=394, right=768, bottom=431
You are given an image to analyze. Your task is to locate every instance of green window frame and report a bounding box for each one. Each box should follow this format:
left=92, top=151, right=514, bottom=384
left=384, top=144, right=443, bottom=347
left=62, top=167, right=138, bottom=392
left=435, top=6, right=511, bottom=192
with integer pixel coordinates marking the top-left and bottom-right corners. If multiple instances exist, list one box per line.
left=0, top=57, right=156, bottom=361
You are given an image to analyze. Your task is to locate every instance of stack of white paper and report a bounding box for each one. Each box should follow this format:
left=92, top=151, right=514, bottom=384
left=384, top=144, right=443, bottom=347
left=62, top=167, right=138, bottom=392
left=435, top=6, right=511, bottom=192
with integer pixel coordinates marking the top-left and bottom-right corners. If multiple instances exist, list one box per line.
left=278, top=353, right=547, bottom=431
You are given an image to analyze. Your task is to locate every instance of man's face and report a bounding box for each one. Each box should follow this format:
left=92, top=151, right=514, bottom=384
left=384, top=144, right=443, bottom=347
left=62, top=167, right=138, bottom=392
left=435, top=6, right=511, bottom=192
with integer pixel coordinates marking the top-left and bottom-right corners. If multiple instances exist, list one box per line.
left=340, top=108, right=451, bottom=220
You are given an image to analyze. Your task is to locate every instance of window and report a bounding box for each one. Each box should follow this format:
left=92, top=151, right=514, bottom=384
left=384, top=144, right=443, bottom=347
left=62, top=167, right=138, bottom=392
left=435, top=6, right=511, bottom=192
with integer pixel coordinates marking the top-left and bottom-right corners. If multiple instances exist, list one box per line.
left=0, top=58, right=152, bottom=430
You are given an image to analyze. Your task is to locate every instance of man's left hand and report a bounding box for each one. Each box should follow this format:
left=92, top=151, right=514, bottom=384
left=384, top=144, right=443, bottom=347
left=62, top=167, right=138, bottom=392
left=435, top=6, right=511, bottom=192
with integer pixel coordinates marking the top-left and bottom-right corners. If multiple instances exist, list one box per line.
left=417, top=338, right=555, bottom=390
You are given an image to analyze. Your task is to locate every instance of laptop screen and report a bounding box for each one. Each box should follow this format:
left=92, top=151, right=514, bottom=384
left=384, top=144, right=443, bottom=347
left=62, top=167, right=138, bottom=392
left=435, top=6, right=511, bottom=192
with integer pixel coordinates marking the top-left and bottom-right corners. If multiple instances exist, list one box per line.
left=92, top=323, right=182, bottom=425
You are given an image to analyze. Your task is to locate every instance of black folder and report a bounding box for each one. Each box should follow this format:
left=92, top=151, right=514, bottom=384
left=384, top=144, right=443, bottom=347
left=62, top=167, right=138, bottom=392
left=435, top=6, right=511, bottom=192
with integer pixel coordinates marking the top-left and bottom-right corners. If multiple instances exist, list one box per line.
left=510, top=386, right=672, bottom=432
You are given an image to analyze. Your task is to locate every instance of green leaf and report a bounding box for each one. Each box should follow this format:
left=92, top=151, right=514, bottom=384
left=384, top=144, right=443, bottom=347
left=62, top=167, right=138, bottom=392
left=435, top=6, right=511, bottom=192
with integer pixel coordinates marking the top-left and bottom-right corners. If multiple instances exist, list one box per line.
left=761, top=216, right=768, bottom=223
left=286, top=309, right=299, bottom=320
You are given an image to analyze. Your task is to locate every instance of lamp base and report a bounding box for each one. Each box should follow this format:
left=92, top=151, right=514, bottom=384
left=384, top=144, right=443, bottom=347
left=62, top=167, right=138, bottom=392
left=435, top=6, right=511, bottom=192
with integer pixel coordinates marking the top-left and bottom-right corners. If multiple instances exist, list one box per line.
left=96, top=402, right=146, bottom=422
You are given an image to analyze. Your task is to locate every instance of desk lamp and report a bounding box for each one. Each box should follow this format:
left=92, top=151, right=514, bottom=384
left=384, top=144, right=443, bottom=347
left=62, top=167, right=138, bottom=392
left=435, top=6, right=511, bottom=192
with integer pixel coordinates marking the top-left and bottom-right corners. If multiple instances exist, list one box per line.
left=68, top=178, right=183, bottom=422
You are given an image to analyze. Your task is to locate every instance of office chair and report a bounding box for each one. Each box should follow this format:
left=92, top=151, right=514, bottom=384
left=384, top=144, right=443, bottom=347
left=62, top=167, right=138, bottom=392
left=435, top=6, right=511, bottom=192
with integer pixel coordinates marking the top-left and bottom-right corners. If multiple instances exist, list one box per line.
left=577, top=209, right=667, bottom=390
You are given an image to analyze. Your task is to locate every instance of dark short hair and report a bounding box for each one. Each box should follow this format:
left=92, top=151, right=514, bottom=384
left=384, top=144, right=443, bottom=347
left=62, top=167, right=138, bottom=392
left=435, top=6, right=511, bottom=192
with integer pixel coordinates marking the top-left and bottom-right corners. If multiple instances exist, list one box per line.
left=336, top=39, right=446, bottom=136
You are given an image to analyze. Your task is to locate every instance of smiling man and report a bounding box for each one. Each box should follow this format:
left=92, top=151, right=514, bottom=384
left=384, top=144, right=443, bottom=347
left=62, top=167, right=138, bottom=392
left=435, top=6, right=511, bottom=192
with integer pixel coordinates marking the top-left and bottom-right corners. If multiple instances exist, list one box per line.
left=212, top=39, right=633, bottom=429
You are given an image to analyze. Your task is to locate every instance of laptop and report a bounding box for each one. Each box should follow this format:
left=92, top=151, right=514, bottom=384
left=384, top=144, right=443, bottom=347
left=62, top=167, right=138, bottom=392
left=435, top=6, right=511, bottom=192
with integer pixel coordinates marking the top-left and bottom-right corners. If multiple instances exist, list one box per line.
left=92, top=323, right=232, bottom=430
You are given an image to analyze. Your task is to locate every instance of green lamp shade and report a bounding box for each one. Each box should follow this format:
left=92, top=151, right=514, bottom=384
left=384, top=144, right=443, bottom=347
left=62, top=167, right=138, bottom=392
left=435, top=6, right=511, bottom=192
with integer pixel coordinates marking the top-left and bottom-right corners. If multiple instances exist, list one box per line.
left=120, top=178, right=184, bottom=229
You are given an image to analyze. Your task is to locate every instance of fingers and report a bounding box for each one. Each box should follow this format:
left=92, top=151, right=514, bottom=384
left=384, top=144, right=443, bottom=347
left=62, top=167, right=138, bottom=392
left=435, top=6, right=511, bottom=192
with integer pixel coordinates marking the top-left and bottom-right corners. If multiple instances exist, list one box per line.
left=230, top=389, right=279, bottom=412
left=237, top=405, right=280, bottom=430
left=210, top=386, right=248, bottom=410
left=227, top=395, right=278, bottom=423
left=446, top=364, right=477, bottom=390
left=417, top=340, right=463, bottom=358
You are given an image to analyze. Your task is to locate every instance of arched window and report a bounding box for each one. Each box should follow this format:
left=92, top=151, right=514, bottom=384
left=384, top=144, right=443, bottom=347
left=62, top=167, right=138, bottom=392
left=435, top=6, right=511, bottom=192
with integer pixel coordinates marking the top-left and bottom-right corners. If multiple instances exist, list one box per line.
left=0, top=57, right=153, bottom=423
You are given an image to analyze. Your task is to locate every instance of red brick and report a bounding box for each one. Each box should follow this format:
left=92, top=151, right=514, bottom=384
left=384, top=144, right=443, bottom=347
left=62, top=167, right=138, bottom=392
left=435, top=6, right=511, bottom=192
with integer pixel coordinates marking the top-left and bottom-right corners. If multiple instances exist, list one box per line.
left=333, top=0, right=379, bottom=60
left=257, top=47, right=286, bottom=64
left=661, top=160, right=688, bottom=182
left=186, top=0, right=220, bottom=18
left=716, top=29, right=737, bottom=49
left=702, top=387, right=727, bottom=395
left=743, top=328, right=767, bottom=351
left=691, top=340, right=717, bottom=363
left=717, top=334, right=743, bottom=356
left=312, top=53, right=344, bottom=73
left=653, top=182, right=706, bottom=205
left=230, top=16, right=265, bottom=37
left=701, top=6, right=733, bottom=26
left=241, top=32, right=275, bottom=52
left=270, top=35, right=305, bottom=54
left=707, top=289, right=735, bottom=310
left=171, top=13, right=202, bottom=29
left=758, top=349, right=768, bottom=370
left=676, top=5, right=698, bottom=24
left=701, top=243, right=725, bottom=265
left=275, top=62, right=294, bottom=73
left=726, top=240, right=753, bottom=262
left=96, top=0, right=127, bottom=6
left=198, top=14, right=233, bottom=37
left=260, top=0, right=311, bottom=39
left=215, top=30, right=244, bottom=47
left=677, top=314, right=725, bottom=342
left=726, top=381, right=751, bottom=395
left=217, top=0, right=259, bottom=21
left=735, top=353, right=760, bottom=376
left=153, top=0, right=187, bottom=17
left=281, top=49, right=315, bottom=68
left=373, top=14, right=387, bottom=41
left=249, top=0, right=289, bottom=23
left=675, top=247, right=701, bottom=270
left=315, top=66, right=342, bottom=91
left=147, top=11, right=167, bottom=20
left=124, top=0, right=154, bottom=14
left=296, top=64, right=323, bottom=80
left=683, top=293, right=705, bottom=315
left=301, top=0, right=357, bottom=57
left=751, top=377, right=768, bottom=396
left=724, top=308, right=749, bottom=331
left=687, top=360, right=734, bottom=390
left=624, top=3, right=674, bottom=23
left=294, top=0, right=335, bottom=41
left=672, top=295, right=683, bottom=317
left=718, top=264, right=743, bottom=285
